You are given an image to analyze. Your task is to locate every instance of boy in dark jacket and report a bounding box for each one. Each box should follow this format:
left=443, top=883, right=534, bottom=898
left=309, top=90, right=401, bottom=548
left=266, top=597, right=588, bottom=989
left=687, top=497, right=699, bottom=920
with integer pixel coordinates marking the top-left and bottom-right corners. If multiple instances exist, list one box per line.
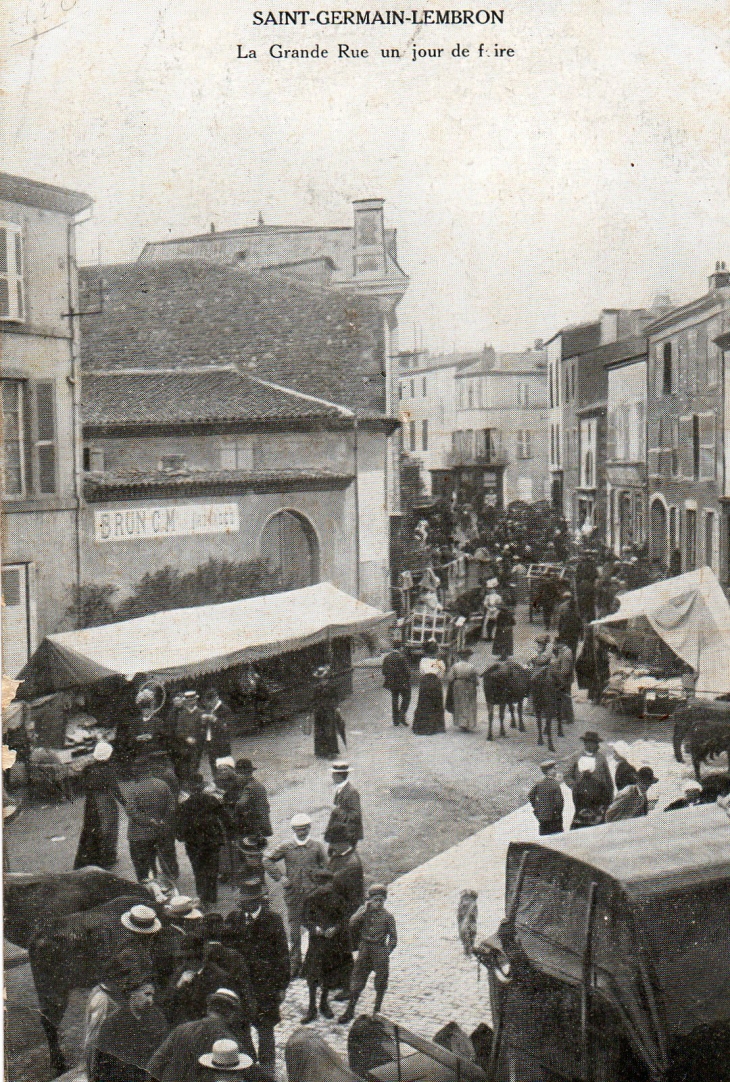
left=176, top=774, right=225, bottom=905
left=339, top=884, right=397, bottom=1024
left=528, top=760, right=564, bottom=835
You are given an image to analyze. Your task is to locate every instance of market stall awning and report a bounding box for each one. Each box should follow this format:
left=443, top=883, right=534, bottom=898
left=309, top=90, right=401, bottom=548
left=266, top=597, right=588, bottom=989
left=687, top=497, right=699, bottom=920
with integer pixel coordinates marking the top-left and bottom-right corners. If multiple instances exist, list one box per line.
left=18, top=583, right=392, bottom=692
left=593, top=566, right=730, bottom=697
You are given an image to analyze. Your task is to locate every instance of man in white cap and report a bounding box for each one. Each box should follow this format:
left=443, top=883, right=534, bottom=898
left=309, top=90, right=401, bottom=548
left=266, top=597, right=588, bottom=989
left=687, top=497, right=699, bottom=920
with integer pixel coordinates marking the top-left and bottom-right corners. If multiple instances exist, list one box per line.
left=74, top=740, right=125, bottom=871
left=263, top=813, right=326, bottom=978
left=482, top=579, right=502, bottom=642
left=324, top=762, right=363, bottom=848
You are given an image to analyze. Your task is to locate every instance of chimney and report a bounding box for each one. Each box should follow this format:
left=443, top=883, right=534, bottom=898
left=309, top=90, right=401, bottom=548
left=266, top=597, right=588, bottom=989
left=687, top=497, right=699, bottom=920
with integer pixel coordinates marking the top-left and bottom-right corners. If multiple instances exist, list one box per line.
left=600, top=309, right=619, bottom=344
left=210, top=222, right=216, bottom=234
left=352, top=198, right=386, bottom=278
left=534, top=338, right=544, bottom=351
left=709, top=261, right=730, bottom=290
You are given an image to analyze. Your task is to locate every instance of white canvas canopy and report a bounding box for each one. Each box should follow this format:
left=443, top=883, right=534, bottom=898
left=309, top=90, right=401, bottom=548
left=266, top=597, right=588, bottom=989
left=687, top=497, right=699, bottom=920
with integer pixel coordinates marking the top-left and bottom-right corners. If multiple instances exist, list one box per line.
left=19, top=582, right=391, bottom=691
left=593, top=566, right=730, bottom=697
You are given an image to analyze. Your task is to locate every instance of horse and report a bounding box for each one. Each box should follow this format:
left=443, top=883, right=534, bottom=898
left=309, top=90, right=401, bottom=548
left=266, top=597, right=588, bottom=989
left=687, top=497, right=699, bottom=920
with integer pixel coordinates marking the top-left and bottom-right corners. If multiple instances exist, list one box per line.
left=27, top=893, right=181, bottom=1076
left=286, top=1028, right=363, bottom=1082
left=481, top=661, right=531, bottom=741
left=674, top=702, right=730, bottom=780
left=529, top=667, right=562, bottom=753
left=3, top=866, right=151, bottom=951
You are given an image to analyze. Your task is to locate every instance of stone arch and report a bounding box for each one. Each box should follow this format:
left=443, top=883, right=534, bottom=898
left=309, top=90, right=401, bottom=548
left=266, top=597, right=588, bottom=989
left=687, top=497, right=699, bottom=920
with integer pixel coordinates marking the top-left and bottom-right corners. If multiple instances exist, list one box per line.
left=259, top=508, right=320, bottom=591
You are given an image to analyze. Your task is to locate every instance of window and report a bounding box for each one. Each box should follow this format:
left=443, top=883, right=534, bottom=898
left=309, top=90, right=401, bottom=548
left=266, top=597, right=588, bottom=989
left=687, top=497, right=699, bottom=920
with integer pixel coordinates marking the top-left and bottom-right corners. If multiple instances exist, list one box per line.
left=422, top=419, right=428, bottom=451
left=83, top=446, right=105, bottom=473
left=692, top=415, right=700, bottom=481
left=2, top=380, right=25, bottom=496
left=465, top=430, right=474, bottom=459
left=422, top=377, right=427, bottom=397
left=584, top=450, right=594, bottom=488
left=410, top=379, right=415, bottom=399
left=669, top=507, right=677, bottom=553
left=670, top=418, right=679, bottom=477
left=398, top=384, right=403, bottom=401
left=563, top=369, right=570, bottom=403
left=550, top=424, right=555, bottom=466
left=678, top=415, right=693, bottom=479
left=705, top=510, right=715, bottom=568
left=35, top=382, right=56, bottom=493
left=517, top=430, right=532, bottom=459
left=556, top=424, right=561, bottom=466
left=468, top=381, right=474, bottom=409
left=518, top=381, right=530, bottom=407
left=220, top=442, right=253, bottom=471
left=409, top=421, right=416, bottom=452
left=549, top=363, right=554, bottom=410
left=707, top=321, right=720, bottom=387
left=634, top=497, right=644, bottom=546
left=0, top=223, right=24, bottom=322
left=663, top=342, right=673, bottom=395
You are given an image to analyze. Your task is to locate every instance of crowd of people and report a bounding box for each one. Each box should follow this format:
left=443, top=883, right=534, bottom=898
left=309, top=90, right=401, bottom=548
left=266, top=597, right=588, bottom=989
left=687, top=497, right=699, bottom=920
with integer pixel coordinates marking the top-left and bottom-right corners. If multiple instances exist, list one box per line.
left=73, top=745, right=398, bottom=1080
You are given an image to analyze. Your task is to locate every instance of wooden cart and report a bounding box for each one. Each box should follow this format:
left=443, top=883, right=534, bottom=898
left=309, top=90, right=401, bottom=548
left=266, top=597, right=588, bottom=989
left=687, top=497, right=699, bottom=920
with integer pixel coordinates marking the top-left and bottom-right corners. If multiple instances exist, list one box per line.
left=398, top=608, right=463, bottom=669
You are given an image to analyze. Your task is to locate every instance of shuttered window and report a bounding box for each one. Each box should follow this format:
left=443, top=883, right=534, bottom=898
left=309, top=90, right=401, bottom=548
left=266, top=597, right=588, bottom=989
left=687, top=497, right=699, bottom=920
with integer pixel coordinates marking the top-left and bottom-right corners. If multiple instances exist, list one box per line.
left=2, top=380, right=25, bottom=496
left=35, top=382, right=56, bottom=493
left=678, top=415, right=694, bottom=479
left=0, top=224, right=25, bottom=322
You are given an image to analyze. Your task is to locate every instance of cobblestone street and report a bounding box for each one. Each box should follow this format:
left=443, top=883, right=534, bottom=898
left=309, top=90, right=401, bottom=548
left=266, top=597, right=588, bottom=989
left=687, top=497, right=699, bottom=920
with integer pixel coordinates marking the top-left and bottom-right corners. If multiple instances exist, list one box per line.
left=4, top=604, right=677, bottom=1080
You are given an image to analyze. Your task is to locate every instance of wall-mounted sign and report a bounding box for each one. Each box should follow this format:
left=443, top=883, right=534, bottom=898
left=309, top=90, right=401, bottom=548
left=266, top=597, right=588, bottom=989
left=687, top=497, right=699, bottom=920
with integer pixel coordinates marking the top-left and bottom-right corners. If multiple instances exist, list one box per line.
left=94, top=503, right=240, bottom=543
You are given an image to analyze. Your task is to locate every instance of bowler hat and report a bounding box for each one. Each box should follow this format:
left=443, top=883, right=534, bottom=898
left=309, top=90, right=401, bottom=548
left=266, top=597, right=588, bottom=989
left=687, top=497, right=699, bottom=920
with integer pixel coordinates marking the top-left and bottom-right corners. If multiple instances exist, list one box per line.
left=235, top=758, right=256, bottom=774
left=580, top=731, right=602, bottom=743
left=238, top=878, right=264, bottom=903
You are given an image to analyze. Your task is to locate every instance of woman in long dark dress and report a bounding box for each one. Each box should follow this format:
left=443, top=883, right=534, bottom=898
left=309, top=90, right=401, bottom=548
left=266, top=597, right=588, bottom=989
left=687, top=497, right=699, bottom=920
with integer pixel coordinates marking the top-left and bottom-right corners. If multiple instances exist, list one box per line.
left=74, top=742, right=125, bottom=870
left=312, top=667, right=345, bottom=759
left=412, top=640, right=446, bottom=735
left=301, top=869, right=351, bottom=1022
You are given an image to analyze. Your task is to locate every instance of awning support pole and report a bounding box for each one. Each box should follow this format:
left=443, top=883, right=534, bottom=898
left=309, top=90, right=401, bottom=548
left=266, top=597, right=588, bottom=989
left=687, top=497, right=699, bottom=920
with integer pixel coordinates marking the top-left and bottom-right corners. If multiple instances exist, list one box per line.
left=581, top=881, right=598, bottom=1082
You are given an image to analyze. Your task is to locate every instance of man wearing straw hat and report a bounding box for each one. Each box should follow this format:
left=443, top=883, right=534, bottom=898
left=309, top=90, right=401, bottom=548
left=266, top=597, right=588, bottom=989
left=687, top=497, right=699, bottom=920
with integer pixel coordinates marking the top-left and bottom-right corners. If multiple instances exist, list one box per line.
left=198, top=1038, right=267, bottom=1079
left=147, top=989, right=246, bottom=1082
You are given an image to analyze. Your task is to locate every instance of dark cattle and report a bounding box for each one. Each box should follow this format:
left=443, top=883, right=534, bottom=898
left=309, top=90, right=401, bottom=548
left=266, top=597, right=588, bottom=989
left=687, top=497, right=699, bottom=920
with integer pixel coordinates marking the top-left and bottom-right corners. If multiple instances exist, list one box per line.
left=3, top=867, right=150, bottom=950
left=285, top=1028, right=362, bottom=1082
left=673, top=703, right=730, bottom=781
left=530, top=667, right=562, bottom=752
left=481, top=661, right=531, bottom=741
left=348, top=1015, right=396, bottom=1077
left=28, top=894, right=179, bottom=1076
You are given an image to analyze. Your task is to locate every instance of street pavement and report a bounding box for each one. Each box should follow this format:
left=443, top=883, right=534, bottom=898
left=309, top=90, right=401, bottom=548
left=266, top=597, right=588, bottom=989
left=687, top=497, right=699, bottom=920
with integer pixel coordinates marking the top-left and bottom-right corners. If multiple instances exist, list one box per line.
left=5, top=601, right=687, bottom=1081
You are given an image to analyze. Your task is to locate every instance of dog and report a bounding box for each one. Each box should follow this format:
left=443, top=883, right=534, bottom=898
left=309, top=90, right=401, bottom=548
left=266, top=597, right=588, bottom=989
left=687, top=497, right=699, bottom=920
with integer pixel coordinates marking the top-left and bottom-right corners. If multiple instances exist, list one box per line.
left=457, top=889, right=478, bottom=956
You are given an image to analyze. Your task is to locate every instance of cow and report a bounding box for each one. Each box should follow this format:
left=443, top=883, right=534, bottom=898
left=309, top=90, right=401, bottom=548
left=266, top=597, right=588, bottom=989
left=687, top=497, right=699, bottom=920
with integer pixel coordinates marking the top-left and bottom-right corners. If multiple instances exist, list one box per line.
left=481, top=661, right=531, bottom=741
left=3, top=866, right=151, bottom=951
left=286, top=1028, right=362, bottom=1082
left=530, top=667, right=562, bottom=753
left=674, top=702, right=730, bottom=781
left=27, top=893, right=180, bottom=1076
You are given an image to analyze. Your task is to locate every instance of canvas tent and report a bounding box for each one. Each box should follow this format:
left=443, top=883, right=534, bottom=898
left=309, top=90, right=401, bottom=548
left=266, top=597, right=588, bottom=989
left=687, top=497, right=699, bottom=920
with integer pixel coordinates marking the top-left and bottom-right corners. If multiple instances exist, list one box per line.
left=593, top=566, right=730, bottom=697
left=18, top=582, right=391, bottom=693
left=502, top=805, right=730, bottom=1081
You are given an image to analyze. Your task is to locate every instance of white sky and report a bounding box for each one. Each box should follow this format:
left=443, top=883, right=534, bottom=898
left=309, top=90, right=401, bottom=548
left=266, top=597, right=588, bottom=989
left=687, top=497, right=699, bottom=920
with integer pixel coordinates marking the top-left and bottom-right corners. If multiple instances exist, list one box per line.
left=3, top=0, right=730, bottom=351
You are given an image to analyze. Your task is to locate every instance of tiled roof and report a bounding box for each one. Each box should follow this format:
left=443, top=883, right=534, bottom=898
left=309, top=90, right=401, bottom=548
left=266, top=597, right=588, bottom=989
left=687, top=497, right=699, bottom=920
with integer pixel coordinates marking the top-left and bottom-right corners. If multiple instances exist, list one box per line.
left=79, top=260, right=387, bottom=415
left=83, top=468, right=353, bottom=501
left=82, top=367, right=347, bottom=428
left=0, top=172, right=93, bottom=215
left=562, top=322, right=602, bottom=359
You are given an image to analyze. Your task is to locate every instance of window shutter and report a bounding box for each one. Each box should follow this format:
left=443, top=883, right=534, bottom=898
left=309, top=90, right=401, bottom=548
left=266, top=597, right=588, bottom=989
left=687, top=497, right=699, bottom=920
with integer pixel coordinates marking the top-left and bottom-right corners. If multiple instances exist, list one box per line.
left=699, top=412, right=716, bottom=480
left=34, top=382, right=57, bottom=494
left=678, top=415, right=693, bottom=479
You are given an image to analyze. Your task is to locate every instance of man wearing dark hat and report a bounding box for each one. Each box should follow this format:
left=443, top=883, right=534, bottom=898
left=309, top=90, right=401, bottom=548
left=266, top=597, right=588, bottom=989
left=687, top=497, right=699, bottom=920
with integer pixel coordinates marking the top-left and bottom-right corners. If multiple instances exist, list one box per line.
left=327, top=823, right=365, bottom=1001
left=160, top=935, right=231, bottom=1028
left=339, top=884, right=397, bottom=1024
left=605, top=766, right=658, bottom=822
left=223, top=880, right=290, bottom=1079
left=565, top=732, right=614, bottom=800
left=147, top=989, right=245, bottom=1082
left=382, top=636, right=412, bottom=726
left=234, top=760, right=272, bottom=845
left=263, top=813, right=327, bottom=978
left=528, top=760, right=564, bottom=835
left=176, top=773, right=226, bottom=905
left=324, top=762, right=364, bottom=847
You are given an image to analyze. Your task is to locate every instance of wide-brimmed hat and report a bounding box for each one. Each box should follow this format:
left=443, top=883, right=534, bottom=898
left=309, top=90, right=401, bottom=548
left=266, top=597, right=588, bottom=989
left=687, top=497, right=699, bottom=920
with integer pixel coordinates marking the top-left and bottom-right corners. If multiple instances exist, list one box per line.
left=238, top=878, right=265, bottom=903
left=331, top=760, right=350, bottom=775
left=166, top=895, right=197, bottom=916
left=199, top=1039, right=252, bottom=1071
left=93, top=741, right=113, bottom=762
left=121, top=905, right=162, bottom=935
left=580, top=731, right=602, bottom=744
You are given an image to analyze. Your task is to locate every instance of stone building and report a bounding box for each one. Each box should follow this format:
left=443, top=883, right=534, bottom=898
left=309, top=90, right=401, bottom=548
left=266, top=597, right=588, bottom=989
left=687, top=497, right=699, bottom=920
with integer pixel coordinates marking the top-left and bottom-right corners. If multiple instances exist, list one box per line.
left=646, top=266, right=730, bottom=579
left=605, top=336, right=650, bottom=556
left=1, top=173, right=93, bottom=675
left=79, top=260, right=397, bottom=611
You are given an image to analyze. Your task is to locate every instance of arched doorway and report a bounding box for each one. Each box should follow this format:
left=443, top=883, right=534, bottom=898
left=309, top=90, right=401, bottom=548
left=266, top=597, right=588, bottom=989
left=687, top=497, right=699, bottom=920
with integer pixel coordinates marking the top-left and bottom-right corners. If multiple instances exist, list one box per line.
left=650, top=498, right=668, bottom=568
left=259, top=510, right=319, bottom=591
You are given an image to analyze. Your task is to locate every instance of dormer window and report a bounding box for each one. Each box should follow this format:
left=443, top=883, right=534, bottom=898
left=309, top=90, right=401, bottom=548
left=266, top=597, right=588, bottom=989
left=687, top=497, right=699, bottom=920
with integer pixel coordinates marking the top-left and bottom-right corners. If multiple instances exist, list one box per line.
left=0, top=223, right=24, bottom=323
